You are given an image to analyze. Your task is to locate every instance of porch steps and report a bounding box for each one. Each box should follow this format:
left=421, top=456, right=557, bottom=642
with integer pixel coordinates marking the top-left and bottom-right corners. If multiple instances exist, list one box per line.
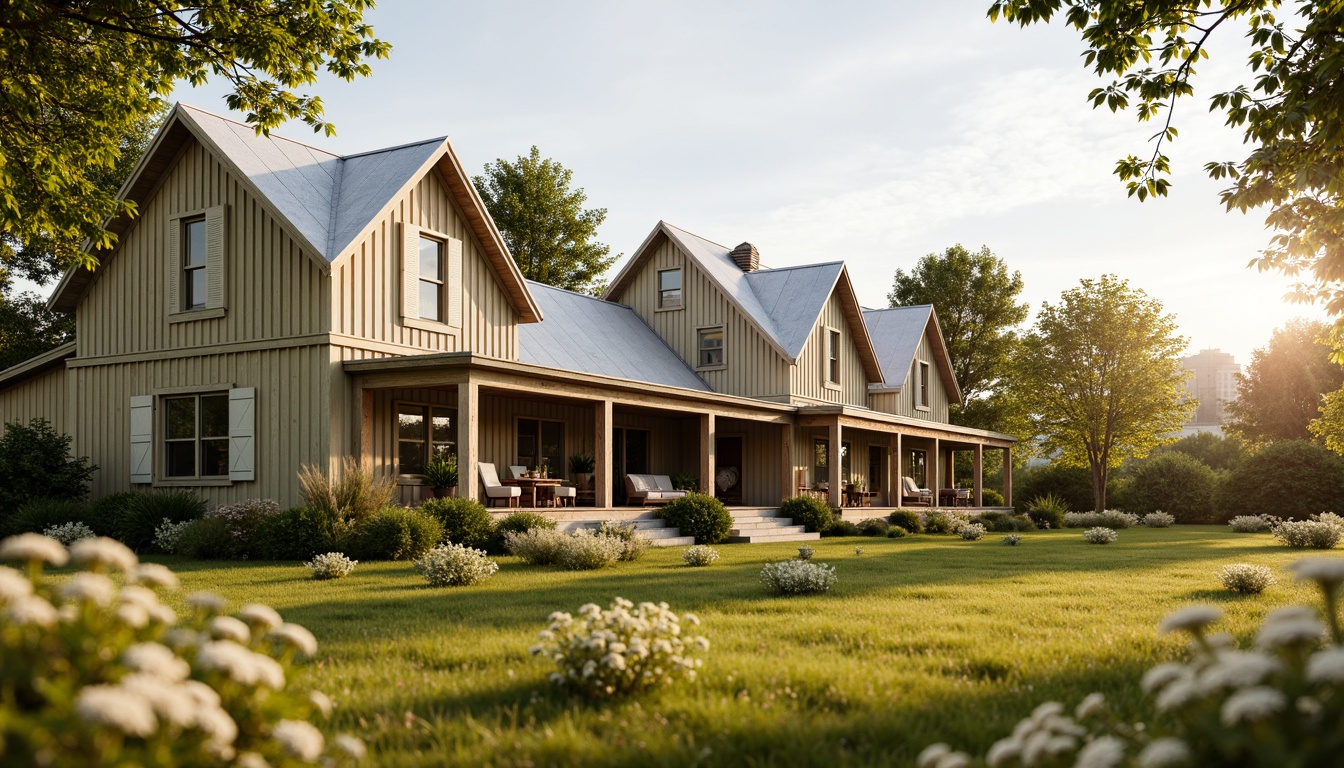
left=727, top=509, right=820, bottom=544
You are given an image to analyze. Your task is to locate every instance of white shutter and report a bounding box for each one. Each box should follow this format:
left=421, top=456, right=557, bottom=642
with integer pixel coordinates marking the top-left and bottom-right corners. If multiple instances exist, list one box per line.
left=205, top=205, right=228, bottom=309
left=447, top=236, right=463, bottom=327
left=228, top=387, right=256, bottom=481
left=401, top=222, right=420, bottom=321
left=129, top=396, right=154, bottom=484
left=167, top=218, right=181, bottom=314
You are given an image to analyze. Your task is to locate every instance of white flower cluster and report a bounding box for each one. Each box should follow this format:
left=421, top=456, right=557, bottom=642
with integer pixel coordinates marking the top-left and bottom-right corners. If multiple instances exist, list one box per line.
left=504, top=528, right=625, bottom=570
left=1217, top=563, right=1276, bottom=594
left=0, top=533, right=362, bottom=765
left=1143, top=512, right=1176, bottom=528
left=414, top=543, right=498, bottom=586
left=1228, top=515, right=1275, bottom=533
left=682, top=545, right=720, bottom=567
left=1083, top=527, right=1118, bottom=545
left=530, top=597, right=708, bottom=698
left=596, top=520, right=650, bottom=562
left=958, top=523, right=986, bottom=541
left=305, top=552, right=358, bottom=581
left=921, top=556, right=1344, bottom=767
left=759, top=559, right=838, bottom=595
left=1065, top=511, right=1140, bottom=529
left=1273, top=517, right=1342, bottom=549
left=154, top=517, right=194, bottom=554
left=42, top=521, right=95, bottom=545
left=1002, top=534, right=1023, bottom=546
left=924, top=510, right=974, bottom=535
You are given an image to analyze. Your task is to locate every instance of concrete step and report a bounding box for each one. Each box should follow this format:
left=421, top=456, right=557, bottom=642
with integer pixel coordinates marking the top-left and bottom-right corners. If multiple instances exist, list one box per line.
left=730, top=524, right=807, bottom=536
left=731, top=518, right=800, bottom=530
left=650, top=535, right=696, bottom=547
left=727, top=531, right=821, bottom=544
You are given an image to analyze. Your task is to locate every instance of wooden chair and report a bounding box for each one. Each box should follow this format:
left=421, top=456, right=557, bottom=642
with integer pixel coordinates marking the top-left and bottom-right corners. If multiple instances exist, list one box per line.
left=901, top=476, right=933, bottom=507
left=479, top=463, right=522, bottom=508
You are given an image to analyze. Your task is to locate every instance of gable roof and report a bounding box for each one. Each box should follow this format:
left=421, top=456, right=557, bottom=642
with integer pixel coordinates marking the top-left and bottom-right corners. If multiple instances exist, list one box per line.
left=862, top=305, right=962, bottom=405
left=518, top=281, right=710, bottom=391
left=49, top=104, right=541, bottom=322
left=604, top=221, right=883, bottom=381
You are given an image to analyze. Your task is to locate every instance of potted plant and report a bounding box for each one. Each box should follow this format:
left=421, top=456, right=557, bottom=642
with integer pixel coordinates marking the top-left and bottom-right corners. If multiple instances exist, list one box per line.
left=670, top=472, right=697, bottom=491
left=423, top=455, right=458, bottom=498
left=569, top=455, right=595, bottom=490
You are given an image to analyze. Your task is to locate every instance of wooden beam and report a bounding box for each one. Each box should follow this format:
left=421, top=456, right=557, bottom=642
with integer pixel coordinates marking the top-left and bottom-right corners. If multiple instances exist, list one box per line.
left=1002, top=446, right=1013, bottom=507
left=457, top=381, right=478, bottom=501
left=932, top=437, right=941, bottom=497
left=354, top=386, right=372, bottom=469
left=890, top=432, right=900, bottom=508
left=973, top=443, right=983, bottom=507
left=828, top=419, right=842, bottom=509
left=781, top=423, right=794, bottom=504
left=699, top=413, right=716, bottom=496
left=595, top=400, right=613, bottom=508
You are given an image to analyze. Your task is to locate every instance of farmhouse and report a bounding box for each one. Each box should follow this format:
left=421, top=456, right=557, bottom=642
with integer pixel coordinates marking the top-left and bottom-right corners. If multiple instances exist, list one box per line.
left=0, top=104, right=1014, bottom=518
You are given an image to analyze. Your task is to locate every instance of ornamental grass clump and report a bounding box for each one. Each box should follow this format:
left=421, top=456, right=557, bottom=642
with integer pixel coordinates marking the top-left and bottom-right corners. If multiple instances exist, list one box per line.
left=1083, top=526, right=1118, bottom=545
left=1229, top=515, right=1275, bottom=533
left=414, top=543, right=498, bottom=587
left=1064, top=510, right=1139, bottom=529
left=1273, top=517, right=1342, bottom=550
left=681, top=545, right=719, bottom=567
left=760, top=560, right=838, bottom=595
left=530, top=597, right=709, bottom=699
left=41, top=521, right=95, bottom=545
left=1218, top=563, right=1276, bottom=594
left=958, top=523, right=986, bottom=541
left=919, top=556, right=1344, bottom=768
left=1143, top=511, right=1176, bottom=528
left=304, top=552, right=357, bottom=581
left=0, top=533, right=362, bottom=766
left=597, top=520, right=651, bottom=562
left=1001, top=534, right=1023, bottom=546
left=560, top=530, right=625, bottom=570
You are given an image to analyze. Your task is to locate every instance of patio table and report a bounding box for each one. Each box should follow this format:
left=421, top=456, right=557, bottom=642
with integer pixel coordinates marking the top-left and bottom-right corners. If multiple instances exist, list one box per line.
left=503, top=478, right=562, bottom=508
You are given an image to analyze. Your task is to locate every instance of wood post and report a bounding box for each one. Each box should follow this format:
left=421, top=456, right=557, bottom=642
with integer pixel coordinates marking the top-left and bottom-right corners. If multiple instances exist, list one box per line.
left=352, top=382, right=372, bottom=469
left=892, top=432, right=902, bottom=508
left=699, top=412, right=716, bottom=496
left=828, top=419, right=842, bottom=509
left=780, top=423, right=794, bottom=504
left=456, top=381, right=479, bottom=502
left=973, top=443, right=984, bottom=507
left=595, top=400, right=613, bottom=508
left=1002, top=446, right=1013, bottom=507
left=931, top=437, right=940, bottom=504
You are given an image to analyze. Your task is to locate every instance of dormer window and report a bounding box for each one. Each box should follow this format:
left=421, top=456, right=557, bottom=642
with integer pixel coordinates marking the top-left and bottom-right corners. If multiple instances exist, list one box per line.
left=919, top=361, right=931, bottom=408
left=658, top=268, right=682, bottom=309
left=418, top=236, right=444, bottom=322
left=826, top=328, right=841, bottom=384
left=182, top=217, right=207, bottom=310
left=168, top=205, right=227, bottom=320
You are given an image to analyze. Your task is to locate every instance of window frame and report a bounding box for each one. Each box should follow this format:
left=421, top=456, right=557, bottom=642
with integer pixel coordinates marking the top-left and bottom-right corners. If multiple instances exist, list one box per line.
left=813, top=438, right=852, bottom=485
left=916, top=360, right=931, bottom=410
left=657, top=268, right=683, bottom=311
left=516, top=417, right=565, bottom=475
left=160, top=391, right=230, bottom=481
left=824, top=326, right=842, bottom=388
left=696, top=325, right=725, bottom=370
left=394, top=400, right=457, bottom=477
left=418, top=235, right=445, bottom=323
left=181, top=216, right=208, bottom=311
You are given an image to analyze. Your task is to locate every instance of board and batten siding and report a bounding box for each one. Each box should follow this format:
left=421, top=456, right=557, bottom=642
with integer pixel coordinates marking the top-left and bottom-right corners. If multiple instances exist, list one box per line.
left=75, top=139, right=329, bottom=360
left=717, top=417, right=789, bottom=507
left=867, top=329, right=952, bottom=422
left=793, top=425, right=899, bottom=505
left=790, top=291, right=870, bottom=406
left=331, top=171, right=518, bottom=360
left=0, top=366, right=69, bottom=434
left=69, top=345, right=332, bottom=507
left=615, top=238, right=789, bottom=400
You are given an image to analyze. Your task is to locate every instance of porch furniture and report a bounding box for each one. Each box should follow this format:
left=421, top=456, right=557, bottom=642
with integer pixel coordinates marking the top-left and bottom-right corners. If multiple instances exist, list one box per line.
left=479, top=463, right=522, bottom=508
left=901, top=476, right=933, bottom=507
left=938, top=488, right=971, bottom=507
left=552, top=485, right=576, bottom=507
left=503, top=476, right=563, bottom=507
left=625, top=474, right=688, bottom=506
left=508, top=465, right=528, bottom=480
left=576, top=489, right=596, bottom=507
left=845, top=490, right=877, bottom=507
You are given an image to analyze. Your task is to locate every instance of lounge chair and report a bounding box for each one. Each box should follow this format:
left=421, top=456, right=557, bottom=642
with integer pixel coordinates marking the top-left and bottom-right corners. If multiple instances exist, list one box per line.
left=479, top=463, right=522, bottom=508
left=901, top=476, right=933, bottom=507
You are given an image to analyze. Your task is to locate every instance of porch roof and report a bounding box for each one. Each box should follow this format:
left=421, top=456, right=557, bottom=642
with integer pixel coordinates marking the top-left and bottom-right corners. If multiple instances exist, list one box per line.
left=796, top=404, right=1017, bottom=447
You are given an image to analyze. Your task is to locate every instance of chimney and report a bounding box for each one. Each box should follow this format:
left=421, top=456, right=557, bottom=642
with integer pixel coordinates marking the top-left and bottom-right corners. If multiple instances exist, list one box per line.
left=729, top=242, right=759, bottom=272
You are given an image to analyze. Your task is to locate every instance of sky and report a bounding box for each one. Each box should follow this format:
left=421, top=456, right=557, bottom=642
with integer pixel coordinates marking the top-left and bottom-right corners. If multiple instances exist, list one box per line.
left=159, top=0, right=1325, bottom=365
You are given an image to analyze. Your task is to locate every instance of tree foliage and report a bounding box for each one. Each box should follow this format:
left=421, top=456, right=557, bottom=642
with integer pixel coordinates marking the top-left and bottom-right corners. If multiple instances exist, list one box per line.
left=473, top=146, right=617, bottom=296
left=1225, top=318, right=1344, bottom=446
left=988, top=1, right=1344, bottom=317
left=0, top=1, right=389, bottom=276
left=1116, top=451, right=1218, bottom=523
left=0, top=292, right=73, bottom=371
left=1153, top=431, right=1246, bottom=472
left=888, top=244, right=1029, bottom=431
left=1216, top=440, right=1344, bottom=521
left=0, top=418, right=97, bottom=516
left=1013, top=275, right=1192, bottom=512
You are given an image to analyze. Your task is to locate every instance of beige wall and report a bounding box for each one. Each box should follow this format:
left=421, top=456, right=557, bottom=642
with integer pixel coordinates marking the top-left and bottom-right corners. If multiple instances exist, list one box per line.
left=716, top=417, right=788, bottom=507
left=790, top=291, right=870, bottom=407
left=0, top=366, right=69, bottom=434
left=867, top=328, right=952, bottom=423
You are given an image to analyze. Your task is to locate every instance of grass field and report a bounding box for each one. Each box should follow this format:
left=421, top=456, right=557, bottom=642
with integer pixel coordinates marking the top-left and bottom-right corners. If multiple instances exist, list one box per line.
left=155, top=527, right=1327, bottom=767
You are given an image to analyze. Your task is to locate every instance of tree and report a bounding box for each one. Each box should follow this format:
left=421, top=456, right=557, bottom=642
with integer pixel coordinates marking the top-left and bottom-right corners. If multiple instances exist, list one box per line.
left=1225, top=319, right=1344, bottom=446
left=473, top=147, right=617, bottom=296
left=888, top=245, right=1029, bottom=430
left=988, top=2, right=1344, bottom=318
left=1153, top=431, right=1246, bottom=472
left=0, top=292, right=74, bottom=371
left=1014, top=275, right=1192, bottom=512
left=0, top=2, right=390, bottom=278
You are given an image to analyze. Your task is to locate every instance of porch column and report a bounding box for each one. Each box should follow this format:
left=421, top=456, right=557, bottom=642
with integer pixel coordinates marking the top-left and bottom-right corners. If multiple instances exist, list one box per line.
left=931, top=438, right=940, bottom=504
left=352, top=381, right=372, bottom=470
left=973, top=443, right=984, bottom=507
left=1002, top=446, right=1013, bottom=507
left=699, top=413, right=715, bottom=496
left=890, top=432, right=901, bottom=508
left=456, top=381, right=479, bottom=501
left=945, top=450, right=956, bottom=490
left=828, top=419, right=842, bottom=509
left=780, top=423, right=794, bottom=504
left=595, top=400, right=613, bottom=508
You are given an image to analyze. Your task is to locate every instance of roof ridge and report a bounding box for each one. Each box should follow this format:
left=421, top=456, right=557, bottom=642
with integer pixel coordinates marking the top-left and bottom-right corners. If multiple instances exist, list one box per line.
left=177, top=103, right=342, bottom=158
left=864, top=304, right=933, bottom=313
left=661, top=221, right=729, bottom=250
left=524, top=279, right=617, bottom=306
left=750, top=260, right=845, bottom=274
left=341, top=136, right=447, bottom=160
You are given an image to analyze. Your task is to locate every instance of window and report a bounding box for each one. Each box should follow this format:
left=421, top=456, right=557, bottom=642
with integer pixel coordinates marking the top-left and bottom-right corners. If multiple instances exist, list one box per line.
left=918, top=361, right=931, bottom=408
left=697, top=326, right=724, bottom=368
left=905, top=449, right=927, bottom=488
left=658, top=268, right=682, bottom=309
left=182, top=218, right=207, bottom=310
left=813, top=439, right=851, bottom=485
left=163, top=393, right=229, bottom=478
left=418, top=236, right=444, bottom=322
left=826, top=329, right=841, bottom=384
left=517, top=418, right=564, bottom=474
left=396, top=404, right=456, bottom=475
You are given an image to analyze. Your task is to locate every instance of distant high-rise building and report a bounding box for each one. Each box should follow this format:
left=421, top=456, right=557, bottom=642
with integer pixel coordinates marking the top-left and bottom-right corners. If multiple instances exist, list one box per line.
left=1178, top=349, right=1241, bottom=437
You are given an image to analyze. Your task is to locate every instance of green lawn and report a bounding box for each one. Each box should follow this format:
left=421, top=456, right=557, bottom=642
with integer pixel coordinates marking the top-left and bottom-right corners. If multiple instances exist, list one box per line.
left=157, top=527, right=1325, bottom=767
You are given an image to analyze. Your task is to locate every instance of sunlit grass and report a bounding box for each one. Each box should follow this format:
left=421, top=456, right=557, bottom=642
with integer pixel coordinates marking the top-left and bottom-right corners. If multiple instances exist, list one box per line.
left=155, top=527, right=1323, bottom=767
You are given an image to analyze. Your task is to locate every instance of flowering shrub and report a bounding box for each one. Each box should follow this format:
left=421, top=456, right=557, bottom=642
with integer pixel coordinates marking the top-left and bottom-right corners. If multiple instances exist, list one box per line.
left=153, top=517, right=193, bottom=553
left=1218, top=563, right=1276, bottom=594
left=414, top=543, right=498, bottom=586
left=1064, top=510, right=1139, bottom=529
left=597, top=520, right=651, bottom=562
left=41, top=521, right=95, bottom=545
left=1273, top=517, right=1342, bottom=549
left=918, top=556, right=1344, bottom=768
left=681, top=545, right=720, bottom=567
left=304, top=552, right=358, bottom=581
left=923, top=510, right=972, bottom=535
left=1002, top=534, right=1023, bottom=546
left=760, top=560, right=837, bottom=595
left=1083, top=527, right=1118, bottom=545
left=0, top=533, right=362, bottom=766
left=1143, top=511, right=1176, bottom=528
left=504, top=527, right=569, bottom=565
left=504, top=528, right=625, bottom=570
left=1229, top=514, right=1275, bottom=533
left=529, top=597, right=708, bottom=698
left=958, top=523, right=986, bottom=541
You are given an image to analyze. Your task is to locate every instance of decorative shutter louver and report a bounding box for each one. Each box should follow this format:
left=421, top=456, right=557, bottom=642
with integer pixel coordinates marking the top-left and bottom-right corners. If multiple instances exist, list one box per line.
left=129, top=396, right=154, bottom=483
left=205, top=205, right=227, bottom=309
left=447, top=236, right=463, bottom=327
left=228, top=387, right=256, bottom=481
left=401, top=222, right=420, bottom=321
left=167, top=219, right=181, bottom=314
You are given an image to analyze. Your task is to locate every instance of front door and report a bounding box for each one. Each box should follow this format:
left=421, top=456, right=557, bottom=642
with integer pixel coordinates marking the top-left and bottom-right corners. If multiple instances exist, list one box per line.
left=612, top=428, right=650, bottom=505
left=715, top=435, right=743, bottom=504
left=868, top=445, right=885, bottom=504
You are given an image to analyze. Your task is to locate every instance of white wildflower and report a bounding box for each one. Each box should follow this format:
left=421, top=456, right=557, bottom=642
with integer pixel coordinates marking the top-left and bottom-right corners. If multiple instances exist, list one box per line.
left=1305, top=647, right=1344, bottom=685
left=272, top=719, right=324, bottom=761
left=916, top=744, right=952, bottom=768
left=116, top=602, right=150, bottom=629
left=1075, top=736, right=1126, bottom=768
left=1142, top=662, right=1189, bottom=694
left=1255, top=614, right=1325, bottom=650
left=68, top=537, right=137, bottom=572
left=1044, top=735, right=1079, bottom=757
left=58, top=572, right=117, bottom=606
left=122, top=642, right=190, bottom=681
left=334, top=734, right=366, bottom=759
left=1158, top=605, right=1223, bottom=635
left=985, top=738, right=1022, bottom=768
left=1155, top=677, right=1202, bottom=712
left=238, top=603, right=283, bottom=629
left=1221, top=686, right=1287, bottom=725
left=146, top=603, right=176, bottom=625
left=1137, top=738, right=1192, bottom=768
left=1200, top=651, right=1282, bottom=691
left=187, top=592, right=227, bottom=613
left=0, top=533, right=68, bottom=566
left=119, top=584, right=159, bottom=609
left=131, top=562, right=180, bottom=590
left=75, top=684, right=157, bottom=737
left=236, top=753, right=270, bottom=768
left=250, top=653, right=286, bottom=690
left=119, top=673, right=197, bottom=728
left=0, top=565, right=33, bottom=601
left=308, top=690, right=333, bottom=718
left=210, top=615, right=252, bottom=644
left=179, top=679, right=222, bottom=709
left=41, top=521, right=96, bottom=545
left=6, top=594, right=58, bottom=627
left=270, top=623, right=318, bottom=656
left=1288, top=557, right=1344, bottom=585
left=1074, top=692, right=1106, bottom=720
left=934, top=752, right=971, bottom=768
left=195, top=704, right=239, bottom=746
left=196, top=641, right=261, bottom=685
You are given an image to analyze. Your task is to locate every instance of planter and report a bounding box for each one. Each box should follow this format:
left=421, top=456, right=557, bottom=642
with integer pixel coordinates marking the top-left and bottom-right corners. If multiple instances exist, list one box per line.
left=431, top=486, right=458, bottom=499
left=574, top=472, right=592, bottom=491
